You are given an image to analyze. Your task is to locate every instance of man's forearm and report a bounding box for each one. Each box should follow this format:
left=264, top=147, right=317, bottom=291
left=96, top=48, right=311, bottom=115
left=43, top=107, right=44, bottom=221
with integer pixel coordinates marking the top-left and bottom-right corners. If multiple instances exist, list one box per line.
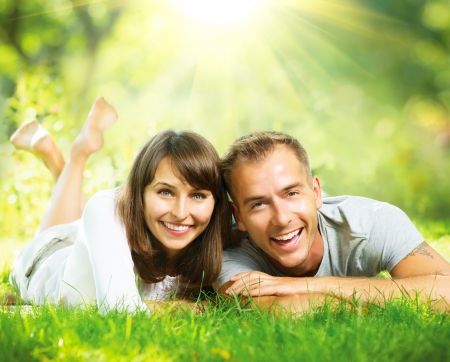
left=301, top=275, right=450, bottom=311
left=223, top=273, right=450, bottom=312
left=245, top=293, right=329, bottom=314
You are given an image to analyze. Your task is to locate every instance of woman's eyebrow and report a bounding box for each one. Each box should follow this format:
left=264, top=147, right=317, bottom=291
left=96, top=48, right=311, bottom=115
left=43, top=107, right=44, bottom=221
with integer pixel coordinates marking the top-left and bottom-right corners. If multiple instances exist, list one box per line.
left=153, top=181, right=175, bottom=188
left=190, top=185, right=210, bottom=191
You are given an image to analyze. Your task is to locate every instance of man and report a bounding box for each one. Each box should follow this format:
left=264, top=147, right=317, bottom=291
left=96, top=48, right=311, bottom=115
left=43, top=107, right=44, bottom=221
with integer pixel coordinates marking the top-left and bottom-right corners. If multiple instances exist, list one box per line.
left=218, top=132, right=450, bottom=312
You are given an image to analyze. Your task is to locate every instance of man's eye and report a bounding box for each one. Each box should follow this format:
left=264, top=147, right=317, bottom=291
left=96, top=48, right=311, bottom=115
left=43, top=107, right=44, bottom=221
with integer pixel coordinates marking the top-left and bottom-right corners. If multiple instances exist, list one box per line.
left=287, top=191, right=298, bottom=197
left=251, top=202, right=263, bottom=209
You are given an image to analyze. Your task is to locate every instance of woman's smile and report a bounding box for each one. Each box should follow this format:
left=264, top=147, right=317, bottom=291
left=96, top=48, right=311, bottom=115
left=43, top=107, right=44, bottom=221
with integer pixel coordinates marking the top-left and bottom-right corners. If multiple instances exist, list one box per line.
left=161, top=221, right=193, bottom=235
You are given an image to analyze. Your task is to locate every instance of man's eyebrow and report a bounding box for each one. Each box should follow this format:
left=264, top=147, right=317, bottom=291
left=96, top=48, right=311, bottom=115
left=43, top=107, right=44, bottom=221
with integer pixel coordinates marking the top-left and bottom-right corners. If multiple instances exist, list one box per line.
left=242, top=182, right=307, bottom=206
left=243, top=195, right=267, bottom=206
left=282, top=181, right=307, bottom=191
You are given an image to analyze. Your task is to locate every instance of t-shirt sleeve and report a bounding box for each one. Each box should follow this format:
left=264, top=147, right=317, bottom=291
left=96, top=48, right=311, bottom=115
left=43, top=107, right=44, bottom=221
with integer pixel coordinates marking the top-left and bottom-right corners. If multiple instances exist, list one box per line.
left=218, top=250, right=260, bottom=288
left=217, top=239, right=279, bottom=288
left=81, top=190, right=148, bottom=313
left=370, top=203, right=424, bottom=272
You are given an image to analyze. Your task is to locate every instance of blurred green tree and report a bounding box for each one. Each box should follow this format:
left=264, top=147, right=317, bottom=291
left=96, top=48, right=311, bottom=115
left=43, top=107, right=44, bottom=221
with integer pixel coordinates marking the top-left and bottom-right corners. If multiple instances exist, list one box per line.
left=1, top=0, right=449, bottom=240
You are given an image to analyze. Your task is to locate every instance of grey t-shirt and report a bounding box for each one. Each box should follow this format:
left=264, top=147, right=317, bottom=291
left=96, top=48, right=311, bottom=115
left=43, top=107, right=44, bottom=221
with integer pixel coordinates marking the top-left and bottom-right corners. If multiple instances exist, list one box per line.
left=218, top=196, right=424, bottom=287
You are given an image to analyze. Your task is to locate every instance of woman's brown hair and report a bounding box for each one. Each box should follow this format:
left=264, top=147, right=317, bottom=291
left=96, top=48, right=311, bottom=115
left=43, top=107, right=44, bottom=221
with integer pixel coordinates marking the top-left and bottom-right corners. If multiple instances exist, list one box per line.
left=116, top=130, right=232, bottom=295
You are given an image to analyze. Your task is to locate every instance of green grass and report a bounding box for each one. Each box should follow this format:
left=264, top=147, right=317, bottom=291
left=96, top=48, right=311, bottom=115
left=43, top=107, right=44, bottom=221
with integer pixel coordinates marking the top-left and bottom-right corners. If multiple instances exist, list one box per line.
left=1, top=299, right=450, bottom=361
left=1, top=220, right=450, bottom=361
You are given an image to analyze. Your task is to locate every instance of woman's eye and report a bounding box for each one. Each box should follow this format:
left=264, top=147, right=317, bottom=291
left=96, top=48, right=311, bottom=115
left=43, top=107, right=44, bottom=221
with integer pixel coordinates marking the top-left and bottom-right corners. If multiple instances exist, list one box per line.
left=192, top=193, right=206, bottom=200
left=158, top=189, right=172, bottom=197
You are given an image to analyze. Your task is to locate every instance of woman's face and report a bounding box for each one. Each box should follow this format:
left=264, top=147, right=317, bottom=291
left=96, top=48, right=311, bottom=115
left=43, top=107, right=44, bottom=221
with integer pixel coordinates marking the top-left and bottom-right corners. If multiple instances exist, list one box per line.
left=143, top=156, right=216, bottom=258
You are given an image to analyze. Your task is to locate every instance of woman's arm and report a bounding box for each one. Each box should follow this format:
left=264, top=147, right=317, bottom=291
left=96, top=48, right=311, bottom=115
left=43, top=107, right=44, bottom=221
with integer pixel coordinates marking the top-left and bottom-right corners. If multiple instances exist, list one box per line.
left=81, top=189, right=148, bottom=313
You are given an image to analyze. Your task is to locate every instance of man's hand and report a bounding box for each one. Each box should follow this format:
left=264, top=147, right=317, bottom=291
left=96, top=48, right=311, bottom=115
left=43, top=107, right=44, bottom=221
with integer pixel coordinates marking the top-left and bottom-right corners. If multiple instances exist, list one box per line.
left=224, top=271, right=317, bottom=297
left=218, top=273, right=329, bottom=313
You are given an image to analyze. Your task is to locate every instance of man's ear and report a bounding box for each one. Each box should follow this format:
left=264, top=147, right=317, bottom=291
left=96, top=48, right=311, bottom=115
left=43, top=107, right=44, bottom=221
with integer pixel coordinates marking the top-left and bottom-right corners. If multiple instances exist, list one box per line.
left=230, top=202, right=247, bottom=232
left=312, top=176, right=323, bottom=209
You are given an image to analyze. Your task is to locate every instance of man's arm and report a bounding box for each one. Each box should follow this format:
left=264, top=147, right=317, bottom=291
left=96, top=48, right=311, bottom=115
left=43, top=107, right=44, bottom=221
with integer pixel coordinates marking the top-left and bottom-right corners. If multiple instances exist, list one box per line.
left=218, top=282, right=329, bottom=314
left=222, top=242, right=450, bottom=312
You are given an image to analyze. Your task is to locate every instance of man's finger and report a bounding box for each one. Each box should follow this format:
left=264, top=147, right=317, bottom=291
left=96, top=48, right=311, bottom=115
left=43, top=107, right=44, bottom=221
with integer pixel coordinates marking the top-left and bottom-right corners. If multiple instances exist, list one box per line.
left=230, top=271, right=270, bottom=281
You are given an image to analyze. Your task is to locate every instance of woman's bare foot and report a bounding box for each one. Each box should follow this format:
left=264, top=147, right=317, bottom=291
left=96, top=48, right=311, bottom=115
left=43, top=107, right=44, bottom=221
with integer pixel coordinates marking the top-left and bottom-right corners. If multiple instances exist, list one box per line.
left=11, top=120, right=50, bottom=153
left=71, top=96, right=118, bottom=161
left=10, top=120, right=65, bottom=180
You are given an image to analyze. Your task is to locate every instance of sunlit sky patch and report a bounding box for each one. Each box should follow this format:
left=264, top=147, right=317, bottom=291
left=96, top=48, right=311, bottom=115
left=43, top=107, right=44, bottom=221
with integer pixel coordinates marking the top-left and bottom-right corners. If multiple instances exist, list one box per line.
left=172, top=0, right=266, bottom=26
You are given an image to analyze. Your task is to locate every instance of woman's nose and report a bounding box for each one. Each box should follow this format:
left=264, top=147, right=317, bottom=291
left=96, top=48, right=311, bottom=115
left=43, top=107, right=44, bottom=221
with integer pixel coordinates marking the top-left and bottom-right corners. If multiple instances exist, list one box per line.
left=172, top=198, right=189, bottom=220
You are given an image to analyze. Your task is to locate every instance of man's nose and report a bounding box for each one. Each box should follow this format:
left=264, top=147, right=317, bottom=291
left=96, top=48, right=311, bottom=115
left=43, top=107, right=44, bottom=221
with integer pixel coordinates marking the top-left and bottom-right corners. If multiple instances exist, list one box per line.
left=271, top=199, right=291, bottom=227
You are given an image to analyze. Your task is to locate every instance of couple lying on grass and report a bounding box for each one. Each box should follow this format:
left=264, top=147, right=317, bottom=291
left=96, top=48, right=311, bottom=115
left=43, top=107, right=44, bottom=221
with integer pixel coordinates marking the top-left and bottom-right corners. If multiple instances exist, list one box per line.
left=8, top=97, right=450, bottom=314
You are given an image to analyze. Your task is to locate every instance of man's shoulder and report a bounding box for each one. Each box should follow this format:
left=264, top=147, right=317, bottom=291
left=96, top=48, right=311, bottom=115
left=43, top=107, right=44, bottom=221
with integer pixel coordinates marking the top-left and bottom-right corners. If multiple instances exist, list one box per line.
left=316, top=195, right=422, bottom=275
left=320, top=195, right=391, bottom=221
left=318, top=195, right=405, bottom=235
left=321, top=195, right=387, bottom=209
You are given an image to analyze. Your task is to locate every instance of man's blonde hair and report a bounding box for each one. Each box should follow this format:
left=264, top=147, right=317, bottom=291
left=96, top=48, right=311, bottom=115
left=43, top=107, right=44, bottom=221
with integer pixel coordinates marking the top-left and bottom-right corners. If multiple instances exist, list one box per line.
left=219, top=131, right=312, bottom=200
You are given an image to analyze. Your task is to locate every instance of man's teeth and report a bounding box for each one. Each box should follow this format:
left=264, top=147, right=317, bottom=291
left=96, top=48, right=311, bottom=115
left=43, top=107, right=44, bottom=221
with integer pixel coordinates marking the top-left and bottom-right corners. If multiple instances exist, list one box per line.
left=163, top=222, right=190, bottom=231
left=273, top=229, right=300, bottom=241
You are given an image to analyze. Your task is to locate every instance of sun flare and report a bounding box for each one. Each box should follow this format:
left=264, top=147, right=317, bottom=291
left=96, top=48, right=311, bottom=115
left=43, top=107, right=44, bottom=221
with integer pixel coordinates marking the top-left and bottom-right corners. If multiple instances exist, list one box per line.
left=174, top=0, right=264, bottom=26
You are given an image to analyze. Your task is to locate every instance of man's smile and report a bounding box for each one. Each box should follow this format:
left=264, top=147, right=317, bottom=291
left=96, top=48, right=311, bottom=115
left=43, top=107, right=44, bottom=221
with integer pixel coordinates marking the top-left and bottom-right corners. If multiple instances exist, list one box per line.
left=270, top=228, right=303, bottom=249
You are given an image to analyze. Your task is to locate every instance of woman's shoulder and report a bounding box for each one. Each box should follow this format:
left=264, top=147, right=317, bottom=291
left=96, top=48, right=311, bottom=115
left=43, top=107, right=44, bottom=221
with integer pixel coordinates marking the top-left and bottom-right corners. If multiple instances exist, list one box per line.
left=89, top=187, right=121, bottom=201
left=83, top=187, right=122, bottom=212
left=92, top=187, right=121, bottom=198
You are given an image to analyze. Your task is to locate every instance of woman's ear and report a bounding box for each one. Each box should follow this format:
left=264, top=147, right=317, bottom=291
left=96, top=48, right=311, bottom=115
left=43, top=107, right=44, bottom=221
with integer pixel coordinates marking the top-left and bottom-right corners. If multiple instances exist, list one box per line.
left=230, top=202, right=247, bottom=232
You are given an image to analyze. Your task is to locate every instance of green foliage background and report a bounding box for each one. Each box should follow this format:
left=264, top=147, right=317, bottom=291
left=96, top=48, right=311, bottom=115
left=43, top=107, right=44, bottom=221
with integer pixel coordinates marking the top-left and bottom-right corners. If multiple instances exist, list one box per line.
left=1, top=0, right=450, bottom=241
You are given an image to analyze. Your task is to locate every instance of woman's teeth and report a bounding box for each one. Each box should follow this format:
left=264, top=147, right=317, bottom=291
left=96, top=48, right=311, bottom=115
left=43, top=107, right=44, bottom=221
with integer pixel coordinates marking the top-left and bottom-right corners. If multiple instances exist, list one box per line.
left=273, top=229, right=300, bottom=241
left=163, top=222, right=190, bottom=231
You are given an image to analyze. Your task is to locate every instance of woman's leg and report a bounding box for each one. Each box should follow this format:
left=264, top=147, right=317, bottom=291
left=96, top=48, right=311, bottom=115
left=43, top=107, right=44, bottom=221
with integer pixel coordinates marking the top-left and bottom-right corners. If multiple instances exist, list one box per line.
left=10, top=120, right=91, bottom=216
left=37, top=96, right=118, bottom=234
left=11, top=96, right=118, bottom=234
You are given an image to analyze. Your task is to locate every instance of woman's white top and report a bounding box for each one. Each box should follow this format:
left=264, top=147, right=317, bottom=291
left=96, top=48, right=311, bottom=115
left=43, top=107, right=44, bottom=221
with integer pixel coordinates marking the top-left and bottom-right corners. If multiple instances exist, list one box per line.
left=10, top=189, right=182, bottom=313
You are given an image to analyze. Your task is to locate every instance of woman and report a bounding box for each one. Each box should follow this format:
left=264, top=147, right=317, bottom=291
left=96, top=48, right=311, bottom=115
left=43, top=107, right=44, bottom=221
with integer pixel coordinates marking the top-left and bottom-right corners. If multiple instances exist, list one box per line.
left=9, top=97, right=232, bottom=313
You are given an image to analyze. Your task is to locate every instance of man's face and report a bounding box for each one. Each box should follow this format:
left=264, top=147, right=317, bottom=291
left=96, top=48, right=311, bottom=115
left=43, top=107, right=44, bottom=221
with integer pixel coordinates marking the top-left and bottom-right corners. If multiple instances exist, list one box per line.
left=230, top=145, right=323, bottom=276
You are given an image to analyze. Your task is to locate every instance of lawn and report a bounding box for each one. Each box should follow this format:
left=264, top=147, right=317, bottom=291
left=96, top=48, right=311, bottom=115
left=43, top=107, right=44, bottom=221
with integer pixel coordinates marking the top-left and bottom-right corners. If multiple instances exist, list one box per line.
left=1, top=220, right=450, bottom=362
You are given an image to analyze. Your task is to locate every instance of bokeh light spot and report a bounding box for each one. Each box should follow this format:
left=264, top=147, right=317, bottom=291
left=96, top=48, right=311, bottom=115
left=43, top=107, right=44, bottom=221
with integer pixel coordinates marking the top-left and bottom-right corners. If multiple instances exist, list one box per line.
left=7, top=194, right=17, bottom=204
left=423, top=2, right=450, bottom=30
left=375, top=119, right=395, bottom=139
left=53, top=120, right=65, bottom=132
left=88, top=2, right=107, bottom=19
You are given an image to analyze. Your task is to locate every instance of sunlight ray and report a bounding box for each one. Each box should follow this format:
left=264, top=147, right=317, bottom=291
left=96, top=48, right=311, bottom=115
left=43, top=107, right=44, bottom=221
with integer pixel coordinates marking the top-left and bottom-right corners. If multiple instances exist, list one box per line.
left=281, top=0, right=400, bottom=24
left=276, top=0, right=402, bottom=41
left=268, top=4, right=375, bottom=77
